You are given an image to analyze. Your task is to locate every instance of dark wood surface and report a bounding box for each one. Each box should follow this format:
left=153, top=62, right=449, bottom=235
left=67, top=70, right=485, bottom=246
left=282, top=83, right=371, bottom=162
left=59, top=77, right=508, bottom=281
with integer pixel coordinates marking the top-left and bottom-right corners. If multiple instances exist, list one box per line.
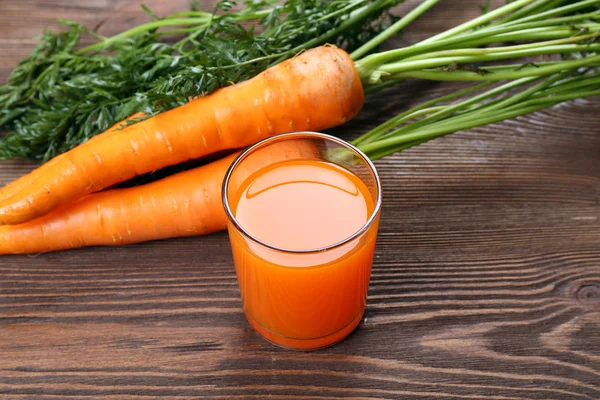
left=1, top=1, right=599, bottom=399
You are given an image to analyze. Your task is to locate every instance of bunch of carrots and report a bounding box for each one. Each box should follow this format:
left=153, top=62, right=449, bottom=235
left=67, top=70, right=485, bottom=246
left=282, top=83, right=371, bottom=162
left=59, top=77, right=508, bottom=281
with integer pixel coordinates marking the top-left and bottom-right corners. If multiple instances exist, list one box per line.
left=1, top=0, right=599, bottom=255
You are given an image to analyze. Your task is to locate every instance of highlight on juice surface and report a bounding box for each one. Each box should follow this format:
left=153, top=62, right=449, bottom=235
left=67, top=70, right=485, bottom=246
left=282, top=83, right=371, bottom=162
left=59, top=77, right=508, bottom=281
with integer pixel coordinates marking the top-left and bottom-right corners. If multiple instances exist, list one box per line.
left=222, top=132, right=382, bottom=350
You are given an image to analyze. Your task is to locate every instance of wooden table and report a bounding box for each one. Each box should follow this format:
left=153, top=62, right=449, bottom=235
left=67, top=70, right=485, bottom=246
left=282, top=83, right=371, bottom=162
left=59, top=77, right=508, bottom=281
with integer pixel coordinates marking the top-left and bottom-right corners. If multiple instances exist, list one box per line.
left=1, top=1, right=599, bottom=398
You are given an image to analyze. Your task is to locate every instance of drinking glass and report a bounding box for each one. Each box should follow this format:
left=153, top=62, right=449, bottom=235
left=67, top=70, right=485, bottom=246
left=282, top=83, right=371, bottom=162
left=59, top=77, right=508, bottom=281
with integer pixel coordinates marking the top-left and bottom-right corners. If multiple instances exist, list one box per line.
left=222, top=132, right=381, bottom=350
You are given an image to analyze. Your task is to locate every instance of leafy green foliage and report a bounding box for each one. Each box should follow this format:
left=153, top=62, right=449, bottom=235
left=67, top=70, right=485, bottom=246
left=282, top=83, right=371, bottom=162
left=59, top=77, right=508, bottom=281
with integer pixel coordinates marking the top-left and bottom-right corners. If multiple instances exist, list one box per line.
left=0, top=0, right=401, bottom=161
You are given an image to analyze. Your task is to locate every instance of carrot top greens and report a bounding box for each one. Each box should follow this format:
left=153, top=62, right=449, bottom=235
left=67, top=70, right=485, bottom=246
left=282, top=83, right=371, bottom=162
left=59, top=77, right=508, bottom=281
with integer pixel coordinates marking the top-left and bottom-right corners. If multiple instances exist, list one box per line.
left=353, top=0, right=600, bottom=159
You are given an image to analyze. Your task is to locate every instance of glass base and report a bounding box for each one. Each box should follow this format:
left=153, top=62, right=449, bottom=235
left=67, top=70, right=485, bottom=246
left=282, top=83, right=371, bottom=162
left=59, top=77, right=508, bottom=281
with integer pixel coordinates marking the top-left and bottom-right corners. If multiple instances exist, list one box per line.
left=245, top=311, right=364, bottom=351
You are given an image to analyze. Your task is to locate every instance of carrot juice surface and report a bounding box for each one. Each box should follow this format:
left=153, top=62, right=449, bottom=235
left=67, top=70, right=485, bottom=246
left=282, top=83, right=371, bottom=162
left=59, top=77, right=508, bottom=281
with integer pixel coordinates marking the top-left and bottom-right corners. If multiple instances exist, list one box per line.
left=231, top=159, right=375, bottom=250
left=227, top=157, right=380, bottom=350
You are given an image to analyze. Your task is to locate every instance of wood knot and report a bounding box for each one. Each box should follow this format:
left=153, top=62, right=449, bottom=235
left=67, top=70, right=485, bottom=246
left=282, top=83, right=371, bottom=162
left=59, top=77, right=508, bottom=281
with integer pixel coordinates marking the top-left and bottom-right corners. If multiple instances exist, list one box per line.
left=575, top=284, right=600, bottom=307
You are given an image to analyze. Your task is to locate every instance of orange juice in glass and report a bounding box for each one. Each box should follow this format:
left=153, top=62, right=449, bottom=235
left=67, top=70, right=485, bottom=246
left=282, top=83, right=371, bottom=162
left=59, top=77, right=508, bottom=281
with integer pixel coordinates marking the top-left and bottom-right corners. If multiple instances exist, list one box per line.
left=222, top=132, right=381, bottom=350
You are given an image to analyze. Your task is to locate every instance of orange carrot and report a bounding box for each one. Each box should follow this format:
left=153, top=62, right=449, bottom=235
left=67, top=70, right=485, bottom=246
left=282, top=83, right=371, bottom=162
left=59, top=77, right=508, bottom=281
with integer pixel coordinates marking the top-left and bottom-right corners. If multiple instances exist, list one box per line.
left=0, top=112, right=145, bottom=202
left=0, top=139, right=318, bottom=254
left=0, top=46, right=364, bottom=225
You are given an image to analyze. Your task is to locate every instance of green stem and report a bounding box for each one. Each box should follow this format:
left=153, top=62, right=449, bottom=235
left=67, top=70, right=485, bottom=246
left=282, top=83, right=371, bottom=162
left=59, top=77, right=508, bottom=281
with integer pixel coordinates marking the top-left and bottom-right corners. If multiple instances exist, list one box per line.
left=385, top=54, right=600, bottom=81
left=527, top=0, right=568, bottom=15
left=402, top=31, right=600, bottom=61
left=463, top=25, right=600, bottom=45
left=378, top=43, right=600, bottom=75
left=353, top=81, right=494, bottom=145
left=538, top=75, right=600, bottom=96
left=481, top=16, right=600, bottom=36
left=371, top=77, right=538, bottom=144
left=359, top=103, right=549, bottom=157
left=482, top=74, right=566, bottom=112
left=78, top=18, right=211, bottom=53
left=349, top=0, right=441, bottom=60
left=493, top=0, right=563, bottom=25
left=365, top=139, right=431, bottom=161
left=159, top=27, right=207, bottom=36
left=429, top=20, right=600, bottom=52
left=354, top=106, right=446, bottom=144
left=164, top=11, right=213, bottom=19
left=176, top=8, right=273, bottom=20
left=354, top=21, right=600, bottom=82
left=513, top=88, right=600, bottom=107
left=502, top=12, right=600, bottom=29
left=418, top=0, right=539, bottom=45
left=501, top=0, right=600, bottom=26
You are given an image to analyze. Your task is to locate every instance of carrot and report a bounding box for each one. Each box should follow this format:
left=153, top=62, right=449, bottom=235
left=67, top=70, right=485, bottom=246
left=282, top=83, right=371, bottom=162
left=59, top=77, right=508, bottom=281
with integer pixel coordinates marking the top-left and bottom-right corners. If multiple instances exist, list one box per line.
left=0, top=139, right=318, bottom=254
left=0, top=112, right=145, bottom=202
left=0, top=46, right=364, bottom=225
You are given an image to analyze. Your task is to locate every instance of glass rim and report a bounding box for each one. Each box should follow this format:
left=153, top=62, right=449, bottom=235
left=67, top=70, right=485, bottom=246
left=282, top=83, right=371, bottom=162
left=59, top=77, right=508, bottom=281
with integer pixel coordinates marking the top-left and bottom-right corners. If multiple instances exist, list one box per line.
left=221, top=131, right=382, bottom=254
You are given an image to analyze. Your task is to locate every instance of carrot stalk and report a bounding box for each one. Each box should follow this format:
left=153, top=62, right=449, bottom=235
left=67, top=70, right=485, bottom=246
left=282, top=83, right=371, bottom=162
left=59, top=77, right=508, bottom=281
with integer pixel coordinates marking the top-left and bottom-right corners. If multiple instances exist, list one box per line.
left=0, top=140, right=318, bottom=254
left=0, top=46, right=364, bottom=225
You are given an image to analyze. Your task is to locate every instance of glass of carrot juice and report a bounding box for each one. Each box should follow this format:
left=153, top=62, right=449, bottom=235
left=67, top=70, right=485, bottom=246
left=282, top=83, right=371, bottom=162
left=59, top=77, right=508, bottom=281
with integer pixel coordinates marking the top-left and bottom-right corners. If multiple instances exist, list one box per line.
left=222, top=132, right=381, bottom=350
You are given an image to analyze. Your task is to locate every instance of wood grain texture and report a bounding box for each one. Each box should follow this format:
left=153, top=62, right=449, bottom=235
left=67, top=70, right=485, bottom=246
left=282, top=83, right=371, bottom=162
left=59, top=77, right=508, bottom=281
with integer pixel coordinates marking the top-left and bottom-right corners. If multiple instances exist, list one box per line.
left=0, top=0, right=599, bottom=399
